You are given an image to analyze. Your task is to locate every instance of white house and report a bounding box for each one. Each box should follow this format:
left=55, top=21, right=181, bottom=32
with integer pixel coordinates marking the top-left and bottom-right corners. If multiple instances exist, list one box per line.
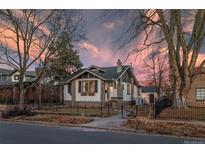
left=62, top=59, right=141, bottom=107
left=141, top=86, right=158, bottom=104
left=10, top=70, right=36, bottom=83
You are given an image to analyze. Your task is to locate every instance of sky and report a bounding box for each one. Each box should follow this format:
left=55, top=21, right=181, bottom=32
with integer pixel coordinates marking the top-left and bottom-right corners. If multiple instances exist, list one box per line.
left=77, top=10, right=146, bottom=79
left=0, top=10, right=205, bottom=84
left=76, top=10, right=205, bottom=83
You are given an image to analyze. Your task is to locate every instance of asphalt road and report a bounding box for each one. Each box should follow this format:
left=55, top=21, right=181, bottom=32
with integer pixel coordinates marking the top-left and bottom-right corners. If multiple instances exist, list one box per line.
left=0, top=121, right=204, bottom=144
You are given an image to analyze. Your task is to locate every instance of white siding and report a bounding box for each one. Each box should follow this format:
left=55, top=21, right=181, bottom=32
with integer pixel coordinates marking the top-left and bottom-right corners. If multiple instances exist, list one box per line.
left=109, top=87, right=117, bottom=98
left=75, top=79, right=101, bottom=102
left=133, top=85, right=141, bottom=98
left=141, top=92, right=158, bottom=104
left=105, top=83, right=117, bottom=101
left=122, top=82, right=131, bottom=101
left=11, top=72, right=29, bottom=82
left=64, top=84, right=72, bottom=101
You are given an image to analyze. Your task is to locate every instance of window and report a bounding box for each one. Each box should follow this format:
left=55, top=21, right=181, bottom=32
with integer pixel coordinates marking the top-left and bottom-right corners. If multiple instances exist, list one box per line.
left=80, top=80, right=98, bottom=96
left=114, top=82, right=117, bottom=89
left=14, top=75, right=20, bottom=80
left=67, top=83, right=71, bottom=94
left=89, top=80, right=95, bottom=96
left=196, top=88, right=205, bottom=101
left=127, top=84, right=131, bottom=95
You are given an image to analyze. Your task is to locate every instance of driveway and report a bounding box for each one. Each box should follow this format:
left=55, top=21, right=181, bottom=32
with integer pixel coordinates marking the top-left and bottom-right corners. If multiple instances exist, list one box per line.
left=0, top=121, right=204, bottom=144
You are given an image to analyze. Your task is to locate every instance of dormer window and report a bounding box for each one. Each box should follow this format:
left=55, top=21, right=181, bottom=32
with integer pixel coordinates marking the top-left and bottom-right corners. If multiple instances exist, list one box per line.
left=14, top=75, right=20, bottom=80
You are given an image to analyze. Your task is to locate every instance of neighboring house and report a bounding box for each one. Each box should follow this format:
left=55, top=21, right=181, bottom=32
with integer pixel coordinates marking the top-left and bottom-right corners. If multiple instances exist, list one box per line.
left=0, top=68, right=59, bottom=104
left=10, top=70, right=36, bottom=83
left=141, top=86, right=158, bottom=104
left=186, top=69, right=205, bottom=107
left=62, top=59, right=141, bottom=107
left=0, top=68, right=12, bottom=85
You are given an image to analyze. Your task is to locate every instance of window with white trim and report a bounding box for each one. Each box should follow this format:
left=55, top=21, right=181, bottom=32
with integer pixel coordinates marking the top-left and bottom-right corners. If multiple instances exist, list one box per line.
left=80, top=80, right=98, bottom=96
left=196, top=88, right=205, bottom=101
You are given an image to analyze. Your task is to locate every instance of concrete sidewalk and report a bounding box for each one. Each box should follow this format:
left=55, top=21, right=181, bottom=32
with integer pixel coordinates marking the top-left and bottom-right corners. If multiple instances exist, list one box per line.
left=81, top=114, right=127, bottom=129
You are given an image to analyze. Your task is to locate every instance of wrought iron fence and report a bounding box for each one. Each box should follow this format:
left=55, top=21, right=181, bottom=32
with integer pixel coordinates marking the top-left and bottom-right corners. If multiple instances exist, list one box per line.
left=126, top=103, right=205, bottom=121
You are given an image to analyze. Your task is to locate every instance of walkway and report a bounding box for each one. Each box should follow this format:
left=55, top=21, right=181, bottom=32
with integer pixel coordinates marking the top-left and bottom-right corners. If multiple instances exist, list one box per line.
left=81, top=114, right=127, bottom=129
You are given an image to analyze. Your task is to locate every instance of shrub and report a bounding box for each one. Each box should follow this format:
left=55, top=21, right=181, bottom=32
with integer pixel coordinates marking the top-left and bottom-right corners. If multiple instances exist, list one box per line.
left=1, top=106, right=36, bottom=119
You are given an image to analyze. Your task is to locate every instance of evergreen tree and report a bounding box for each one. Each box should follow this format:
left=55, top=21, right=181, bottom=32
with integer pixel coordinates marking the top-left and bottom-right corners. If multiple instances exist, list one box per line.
left=46, top=32, right=83, bottom=81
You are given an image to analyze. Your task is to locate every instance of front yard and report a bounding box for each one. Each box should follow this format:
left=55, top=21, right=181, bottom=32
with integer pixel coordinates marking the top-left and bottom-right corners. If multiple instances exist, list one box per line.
left=124, top=116, right=205, bottom=138
left=158, top=107, right=205, bottom=121
left=3, top=114, right=94, bottom=125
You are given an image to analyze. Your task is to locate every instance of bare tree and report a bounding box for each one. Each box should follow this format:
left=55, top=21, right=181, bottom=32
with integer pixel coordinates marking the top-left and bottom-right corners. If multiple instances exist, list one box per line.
left=144, top=47, right=168, bottom=100
left=0, top=10, right=85, bottom=110
left=102, top=10, right=205, bottom=109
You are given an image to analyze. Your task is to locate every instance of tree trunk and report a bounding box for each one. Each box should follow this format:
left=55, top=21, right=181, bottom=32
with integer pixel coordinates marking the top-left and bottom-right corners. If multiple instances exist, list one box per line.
left=38, top=83, right=42, bottom=109
left=172, top=81, right=188, bottom=109
left=18, top=84, right=25, bottom=111
left=173, top=87, right=183, bottom=109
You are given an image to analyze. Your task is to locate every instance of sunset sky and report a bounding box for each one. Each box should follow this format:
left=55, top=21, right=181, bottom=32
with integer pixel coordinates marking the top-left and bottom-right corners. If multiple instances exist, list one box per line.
left=77, top=10, right=147, bottom=79
left=0, top=10, right=205, bottom=83
left=77, top=10, right=205, bottom=82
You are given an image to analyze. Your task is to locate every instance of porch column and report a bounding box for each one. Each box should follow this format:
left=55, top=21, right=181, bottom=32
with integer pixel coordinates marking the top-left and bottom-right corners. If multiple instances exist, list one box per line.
left=131, top=85, right=134, bottom=100
left=101, top=80, right=105, bottom=105
left=71, top=80, right=76, bottom=107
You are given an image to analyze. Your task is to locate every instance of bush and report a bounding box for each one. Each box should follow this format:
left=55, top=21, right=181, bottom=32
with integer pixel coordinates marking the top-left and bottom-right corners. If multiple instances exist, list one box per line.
left=1, top=106, right=36, bottom=119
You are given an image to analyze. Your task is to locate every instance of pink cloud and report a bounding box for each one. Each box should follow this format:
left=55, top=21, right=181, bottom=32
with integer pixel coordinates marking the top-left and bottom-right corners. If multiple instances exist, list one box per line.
left=103, top=22, right=116, bottom=30
left=78, top=42, right=119, bottom=67
left=78, top=42, right=100, bottom=58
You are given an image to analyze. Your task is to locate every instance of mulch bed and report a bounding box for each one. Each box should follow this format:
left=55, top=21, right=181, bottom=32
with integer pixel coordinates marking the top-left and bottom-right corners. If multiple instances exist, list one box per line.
left=124, top=117, right=205, bottom=138
left=11, top=114, right=94, bottom=125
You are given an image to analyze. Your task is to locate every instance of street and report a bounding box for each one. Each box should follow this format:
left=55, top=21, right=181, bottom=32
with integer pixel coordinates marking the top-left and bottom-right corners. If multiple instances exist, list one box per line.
left=0, top=121, right=204, bottom=144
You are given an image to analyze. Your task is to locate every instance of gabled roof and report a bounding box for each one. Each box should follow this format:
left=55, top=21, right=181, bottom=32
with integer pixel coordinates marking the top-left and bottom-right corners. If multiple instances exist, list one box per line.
left=63, top=65, right=139, bottom=85
left=10, top=69, right=36, bottom=77
left=0, top=68, right=13, bottom=75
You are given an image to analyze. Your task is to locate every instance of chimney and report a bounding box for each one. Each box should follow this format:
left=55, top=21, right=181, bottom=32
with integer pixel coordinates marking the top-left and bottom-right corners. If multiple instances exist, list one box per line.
left=117, top=59, right=122, bottom=73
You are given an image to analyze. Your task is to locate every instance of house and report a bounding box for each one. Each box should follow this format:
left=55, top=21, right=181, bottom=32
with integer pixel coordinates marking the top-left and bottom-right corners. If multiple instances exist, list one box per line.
left=0, top=68, right=36, bottom=85
left=10, top=69, right=36, bottom=83
left=0, top=68, right=12, bottom=85
left=0, top=67, right=59, bottom=104
left=141, top=86, right=158, bottom=104
left=186, top=68, right=205, bottom=107
left=62, top=59, right=141, bottom=107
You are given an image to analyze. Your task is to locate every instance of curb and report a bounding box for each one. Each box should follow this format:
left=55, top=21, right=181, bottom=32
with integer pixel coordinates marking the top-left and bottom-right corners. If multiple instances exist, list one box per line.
left=1, top=118, right=205, bottom=142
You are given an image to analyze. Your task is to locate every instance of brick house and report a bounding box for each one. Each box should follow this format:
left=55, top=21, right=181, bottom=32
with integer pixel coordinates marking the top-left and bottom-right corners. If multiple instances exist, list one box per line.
left=186, top=69, right=205, bottom=107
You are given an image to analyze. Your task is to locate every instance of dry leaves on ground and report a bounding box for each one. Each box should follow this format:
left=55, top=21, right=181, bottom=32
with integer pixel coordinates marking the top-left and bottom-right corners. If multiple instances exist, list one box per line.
left=13, top=114, right=94, bottom=124
left=124, top=117, right=205, bottom=138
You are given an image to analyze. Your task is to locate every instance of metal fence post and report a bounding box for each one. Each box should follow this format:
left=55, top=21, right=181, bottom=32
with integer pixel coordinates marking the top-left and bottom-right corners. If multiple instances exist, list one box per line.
left=121, top=104, right=123, bottom=118
left=107, top=103, right=110, bottom=117
left=100, top=104, right=103, bottom=117
left=136, top=105, right=138, bottom=116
